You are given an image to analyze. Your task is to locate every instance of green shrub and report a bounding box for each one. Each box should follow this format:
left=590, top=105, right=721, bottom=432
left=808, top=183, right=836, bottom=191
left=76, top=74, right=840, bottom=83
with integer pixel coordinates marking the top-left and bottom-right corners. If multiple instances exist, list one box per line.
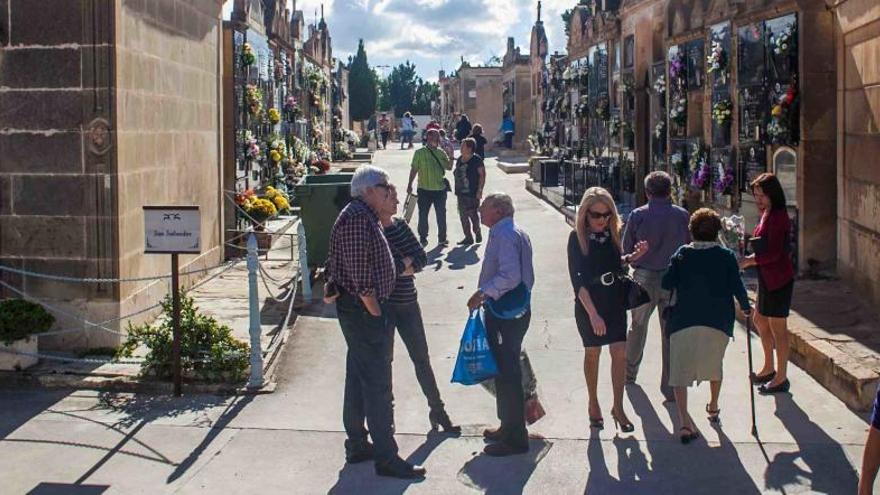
left=0, top=299, right=55, bottom=345
left=116, top=294, right=249, bottom=382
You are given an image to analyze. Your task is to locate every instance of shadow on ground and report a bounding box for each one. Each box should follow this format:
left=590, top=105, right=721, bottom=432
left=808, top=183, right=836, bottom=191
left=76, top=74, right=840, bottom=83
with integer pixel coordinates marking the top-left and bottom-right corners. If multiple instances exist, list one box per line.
left=457, top=439, right=552, bottom=494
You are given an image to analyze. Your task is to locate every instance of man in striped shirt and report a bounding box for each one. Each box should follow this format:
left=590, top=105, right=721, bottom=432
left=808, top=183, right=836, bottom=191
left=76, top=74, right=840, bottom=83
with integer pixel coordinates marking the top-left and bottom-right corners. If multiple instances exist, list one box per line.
left=406, top=129, right=452, bottom=246
left=379, top=184, right=459, bottom=434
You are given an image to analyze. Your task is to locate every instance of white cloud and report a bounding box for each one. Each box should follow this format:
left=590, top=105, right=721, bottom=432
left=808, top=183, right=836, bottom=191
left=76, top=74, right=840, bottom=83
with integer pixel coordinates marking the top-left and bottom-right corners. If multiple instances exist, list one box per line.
left=225, top=0, right=573, bottom=79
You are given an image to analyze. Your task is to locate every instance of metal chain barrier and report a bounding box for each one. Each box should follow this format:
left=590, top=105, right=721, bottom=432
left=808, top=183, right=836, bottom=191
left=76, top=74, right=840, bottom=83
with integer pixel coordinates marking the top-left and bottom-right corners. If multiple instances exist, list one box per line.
left=0, top=259, right=245, bottom=339
left=0, top=259, right=239, bottom=284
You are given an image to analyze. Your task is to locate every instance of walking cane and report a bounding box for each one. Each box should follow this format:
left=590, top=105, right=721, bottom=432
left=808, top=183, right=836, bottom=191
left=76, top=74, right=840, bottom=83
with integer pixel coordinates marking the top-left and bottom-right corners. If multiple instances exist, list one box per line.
left=745, top=312, right=759, bottom=438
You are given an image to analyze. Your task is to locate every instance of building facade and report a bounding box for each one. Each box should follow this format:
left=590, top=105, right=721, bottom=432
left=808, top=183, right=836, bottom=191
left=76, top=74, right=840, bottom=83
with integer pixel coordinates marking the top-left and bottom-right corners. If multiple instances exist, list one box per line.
left=533, top=0, right=878, bottom=305
left=0, top=0, right=227, bottom=350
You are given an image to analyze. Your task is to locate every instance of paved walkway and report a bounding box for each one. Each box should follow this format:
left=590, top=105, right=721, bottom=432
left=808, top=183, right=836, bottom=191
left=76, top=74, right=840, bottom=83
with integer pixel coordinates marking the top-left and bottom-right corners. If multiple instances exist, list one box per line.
left=0, top=146, right=873, bottom=494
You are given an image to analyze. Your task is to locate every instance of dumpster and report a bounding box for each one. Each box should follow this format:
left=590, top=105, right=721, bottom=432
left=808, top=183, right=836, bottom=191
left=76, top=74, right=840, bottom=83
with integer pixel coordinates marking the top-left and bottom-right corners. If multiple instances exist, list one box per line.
left=293, top=173, right=353, bottom=268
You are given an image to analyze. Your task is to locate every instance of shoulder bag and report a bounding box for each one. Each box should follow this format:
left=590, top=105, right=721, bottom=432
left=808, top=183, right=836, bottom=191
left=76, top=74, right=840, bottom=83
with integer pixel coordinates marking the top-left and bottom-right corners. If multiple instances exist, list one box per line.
left=427, top=148, right=452, bottom=192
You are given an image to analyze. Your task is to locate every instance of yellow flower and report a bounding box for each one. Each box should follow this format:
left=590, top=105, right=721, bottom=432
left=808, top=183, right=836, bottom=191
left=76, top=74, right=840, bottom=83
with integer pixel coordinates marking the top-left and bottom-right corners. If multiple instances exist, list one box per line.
left=273, top=195, right=289, bottom=211
left=268, top=108, right=281, bottom=124
left=771, top=105, right=783, bottom=117
left=270, top=150, right=281, bottom=162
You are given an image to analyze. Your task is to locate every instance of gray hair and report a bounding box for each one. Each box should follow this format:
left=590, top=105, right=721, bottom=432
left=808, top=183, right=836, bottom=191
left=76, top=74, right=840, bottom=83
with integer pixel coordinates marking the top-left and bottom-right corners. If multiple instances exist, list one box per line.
left=350, top=165, right=390, bottom=198
left=644, top=171, right=672, bottom=198
left=484, top=192, right=515, bottom=217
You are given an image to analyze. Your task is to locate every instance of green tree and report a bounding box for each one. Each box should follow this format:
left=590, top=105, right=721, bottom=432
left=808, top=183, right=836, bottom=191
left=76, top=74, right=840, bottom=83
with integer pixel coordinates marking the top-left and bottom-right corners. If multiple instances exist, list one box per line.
left=413, top=80, right=439, bottom=115
left=347, top=39, right=378, bottom=121
left=384, top=61, right=420, bottom=117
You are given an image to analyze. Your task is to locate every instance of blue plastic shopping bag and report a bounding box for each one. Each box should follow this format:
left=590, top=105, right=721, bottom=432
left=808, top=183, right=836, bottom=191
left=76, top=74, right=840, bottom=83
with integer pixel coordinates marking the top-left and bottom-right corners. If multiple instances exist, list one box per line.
left=451, top=310, right=499, bottom=385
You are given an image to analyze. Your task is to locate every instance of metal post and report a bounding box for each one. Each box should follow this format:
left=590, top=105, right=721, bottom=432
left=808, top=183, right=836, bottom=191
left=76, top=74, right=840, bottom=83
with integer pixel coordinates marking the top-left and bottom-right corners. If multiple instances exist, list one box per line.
left=246, top=233, right=264, bottom=389
left=297, top=221, right=312, bottom=301
left=171, top=253, right=182, bottom=397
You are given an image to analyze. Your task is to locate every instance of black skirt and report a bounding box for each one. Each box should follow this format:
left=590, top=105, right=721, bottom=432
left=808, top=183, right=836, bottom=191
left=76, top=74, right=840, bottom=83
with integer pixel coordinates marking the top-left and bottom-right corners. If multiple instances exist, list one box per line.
left=757, top=277, right=794, bottom=318
left=575, top=298, right=627, bottom=347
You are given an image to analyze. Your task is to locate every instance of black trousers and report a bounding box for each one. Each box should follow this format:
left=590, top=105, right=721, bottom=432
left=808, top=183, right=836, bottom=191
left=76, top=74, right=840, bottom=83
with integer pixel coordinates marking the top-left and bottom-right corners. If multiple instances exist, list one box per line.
left=387, top=301, right=443, bottom=410
left=336, top=293, right=398, bottom=463
left=381, top=131, right=389, bottom=149
left=484, top=309, right=531, bottom=448
left=417, top=188, right=447, bottom=242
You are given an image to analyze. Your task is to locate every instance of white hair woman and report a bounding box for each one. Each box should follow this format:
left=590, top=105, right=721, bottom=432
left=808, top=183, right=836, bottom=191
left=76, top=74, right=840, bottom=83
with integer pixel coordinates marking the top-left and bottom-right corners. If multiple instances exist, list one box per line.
left=567, top=187, right=648, bottom=433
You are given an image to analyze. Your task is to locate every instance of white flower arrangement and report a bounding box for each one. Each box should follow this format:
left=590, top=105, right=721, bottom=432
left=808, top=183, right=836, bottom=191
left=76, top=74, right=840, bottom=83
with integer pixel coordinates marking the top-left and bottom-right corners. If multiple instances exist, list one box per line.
left=706, top=40, right=725, bottom=75
left=654, top=120, right=666, bottom=139
left=712, top=99, right=733, bottom=126
left=771, top=24, right=794, bottom=56
left=653, top=74, right=666, bottom=94
left=669, top=97, right=687, bottom=125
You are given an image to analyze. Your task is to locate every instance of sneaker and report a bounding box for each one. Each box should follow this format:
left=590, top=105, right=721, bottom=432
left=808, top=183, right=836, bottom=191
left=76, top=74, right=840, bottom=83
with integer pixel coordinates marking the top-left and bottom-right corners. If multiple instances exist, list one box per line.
left=457, top=238, right=474, bottom=246
left=420, top=238, right=429, bottom=247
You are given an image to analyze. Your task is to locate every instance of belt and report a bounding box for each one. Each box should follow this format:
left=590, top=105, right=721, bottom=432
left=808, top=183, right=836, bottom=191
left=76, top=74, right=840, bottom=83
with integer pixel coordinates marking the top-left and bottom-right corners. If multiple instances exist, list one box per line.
left=587, top=271, right=624, bottom=287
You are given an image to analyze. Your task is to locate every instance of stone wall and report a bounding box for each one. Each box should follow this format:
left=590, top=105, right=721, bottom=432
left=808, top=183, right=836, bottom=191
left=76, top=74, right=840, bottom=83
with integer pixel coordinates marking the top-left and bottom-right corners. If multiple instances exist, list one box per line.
left=114, top=0, right=225, bottom=322
left=835, top=0, right=880, bottom=306
left=0, top=0, right=224, bottom=350
left=0, top=0, right=118, bottom=349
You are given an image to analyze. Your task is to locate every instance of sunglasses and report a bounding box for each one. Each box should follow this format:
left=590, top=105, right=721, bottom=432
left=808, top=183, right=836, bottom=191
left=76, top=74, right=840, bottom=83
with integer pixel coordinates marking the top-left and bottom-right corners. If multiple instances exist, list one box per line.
left=587, top=210, right=613, bottom=220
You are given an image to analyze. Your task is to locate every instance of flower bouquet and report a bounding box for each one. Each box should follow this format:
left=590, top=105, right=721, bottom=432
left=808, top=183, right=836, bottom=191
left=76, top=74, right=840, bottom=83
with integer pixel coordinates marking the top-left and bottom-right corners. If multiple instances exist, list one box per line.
left=771, top=24, right=794, bottom=57
left=719, top=215, right=746, bottom=259
left=245, top=84, right=263, bottom=117
left=712, top=99, right=732, bottom=126
left=267, top=138, right=286, bottom=164
left=714, top=163, right=735, bottom=196
left=706, top=40, right=726, bottom=79
left=669, top=97, right=687, bottom=126
left=242, top=130, right=260, bottom=160
left=268, top=108, right=281, bottom=125
left=654, top=120, right=666, bottom=140
left=670, top=152, right=686, bottom=178
left=669, top=50, right=685, bottom=83
left=264, top=186, right=291, bottom=215
left=241, top=43, right=256, bottom=66
left=283, top=96, right=302, bottom=122
left=653, top=74, right=666, bottom=95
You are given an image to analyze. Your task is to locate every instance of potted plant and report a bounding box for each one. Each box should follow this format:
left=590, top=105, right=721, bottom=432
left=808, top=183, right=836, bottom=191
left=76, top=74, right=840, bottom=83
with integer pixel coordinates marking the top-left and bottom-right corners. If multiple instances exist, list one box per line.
left=0, top=299, right=55, bottom=371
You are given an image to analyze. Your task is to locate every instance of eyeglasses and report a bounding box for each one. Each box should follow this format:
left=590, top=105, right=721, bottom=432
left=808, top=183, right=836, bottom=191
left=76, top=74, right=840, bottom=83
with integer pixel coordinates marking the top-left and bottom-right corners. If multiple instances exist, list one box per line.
left=587, top=210, right=613, bottom=220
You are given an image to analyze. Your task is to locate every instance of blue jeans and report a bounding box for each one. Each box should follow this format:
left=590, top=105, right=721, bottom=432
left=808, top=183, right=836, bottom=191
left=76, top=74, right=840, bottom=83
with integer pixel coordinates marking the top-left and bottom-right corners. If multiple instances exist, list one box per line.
left=336, top=293, right=398, bottom=463
left=417, top=188, right=447, bottom=242
left=387, top=301, right=444, bottom=410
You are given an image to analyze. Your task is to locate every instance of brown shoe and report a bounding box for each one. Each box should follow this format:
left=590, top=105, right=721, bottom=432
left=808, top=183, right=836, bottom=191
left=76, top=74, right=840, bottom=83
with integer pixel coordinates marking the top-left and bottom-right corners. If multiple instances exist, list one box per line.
left=482, top=425, right=504, bottom=441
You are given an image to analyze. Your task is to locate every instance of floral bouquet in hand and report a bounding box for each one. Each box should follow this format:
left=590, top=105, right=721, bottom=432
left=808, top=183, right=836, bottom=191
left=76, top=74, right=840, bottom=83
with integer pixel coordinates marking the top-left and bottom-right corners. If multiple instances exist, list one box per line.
left=719, top=215, right=746, bottom=259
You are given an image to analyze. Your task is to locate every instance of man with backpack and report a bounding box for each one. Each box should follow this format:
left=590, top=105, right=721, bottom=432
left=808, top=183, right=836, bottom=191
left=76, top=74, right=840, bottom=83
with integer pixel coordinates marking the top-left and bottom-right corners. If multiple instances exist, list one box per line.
left=406, top=129, right=452, bottom=246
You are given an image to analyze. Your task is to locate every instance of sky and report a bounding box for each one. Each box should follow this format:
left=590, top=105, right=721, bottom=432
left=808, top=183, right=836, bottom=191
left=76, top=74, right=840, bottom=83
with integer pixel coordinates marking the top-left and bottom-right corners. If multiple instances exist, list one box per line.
left=222, top=0, right=571, bottom=82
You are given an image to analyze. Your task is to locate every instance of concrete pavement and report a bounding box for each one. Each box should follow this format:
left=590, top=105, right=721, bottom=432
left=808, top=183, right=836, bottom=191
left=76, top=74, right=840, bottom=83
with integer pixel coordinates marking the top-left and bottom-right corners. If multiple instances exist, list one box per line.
left=0, top=146, right=873, bottom=494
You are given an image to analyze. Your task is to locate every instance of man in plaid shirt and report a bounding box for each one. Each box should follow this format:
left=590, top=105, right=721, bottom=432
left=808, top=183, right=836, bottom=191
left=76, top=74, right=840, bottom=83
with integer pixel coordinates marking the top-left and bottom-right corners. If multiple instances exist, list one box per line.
left=325, top=165, right=427, bottom=479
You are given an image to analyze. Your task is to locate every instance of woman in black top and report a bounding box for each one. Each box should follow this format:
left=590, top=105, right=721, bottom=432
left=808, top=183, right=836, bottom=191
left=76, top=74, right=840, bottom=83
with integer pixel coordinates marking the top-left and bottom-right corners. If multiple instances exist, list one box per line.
left=568, top=187, right=648, bottom=433
left=470, top=124, right=488, bottom=159
left=453, top=137, right=486, bottom=245
left=379, top=184, right=459, bottom=433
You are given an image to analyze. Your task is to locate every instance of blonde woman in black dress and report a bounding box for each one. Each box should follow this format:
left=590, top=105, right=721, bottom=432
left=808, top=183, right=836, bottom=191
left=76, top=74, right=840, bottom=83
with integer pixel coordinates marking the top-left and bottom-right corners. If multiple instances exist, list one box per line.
left=568, top=187, right=648, bottom=432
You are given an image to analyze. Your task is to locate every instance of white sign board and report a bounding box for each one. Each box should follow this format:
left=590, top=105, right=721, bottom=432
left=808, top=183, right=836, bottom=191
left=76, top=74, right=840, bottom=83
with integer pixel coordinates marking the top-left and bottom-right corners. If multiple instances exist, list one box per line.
left=143, top=206, right=201, bottom=254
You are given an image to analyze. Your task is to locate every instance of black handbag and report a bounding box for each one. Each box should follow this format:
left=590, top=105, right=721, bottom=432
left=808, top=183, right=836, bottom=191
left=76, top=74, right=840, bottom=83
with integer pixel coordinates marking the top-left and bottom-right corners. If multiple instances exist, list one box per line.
left=621, top=274, right=651, bottom=310
left=588, top=271, right=650, bottom=310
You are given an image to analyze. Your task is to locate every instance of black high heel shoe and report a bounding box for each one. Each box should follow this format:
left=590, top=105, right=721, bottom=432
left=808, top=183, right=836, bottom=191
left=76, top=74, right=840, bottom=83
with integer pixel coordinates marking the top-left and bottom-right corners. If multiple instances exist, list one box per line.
left=750, top=370, right=776, bottom=385
left=758, top=379, right=790, bottom=395
left=429, top=408, right=461, bottom=433
left=611, top=410, right=635, bottom=433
